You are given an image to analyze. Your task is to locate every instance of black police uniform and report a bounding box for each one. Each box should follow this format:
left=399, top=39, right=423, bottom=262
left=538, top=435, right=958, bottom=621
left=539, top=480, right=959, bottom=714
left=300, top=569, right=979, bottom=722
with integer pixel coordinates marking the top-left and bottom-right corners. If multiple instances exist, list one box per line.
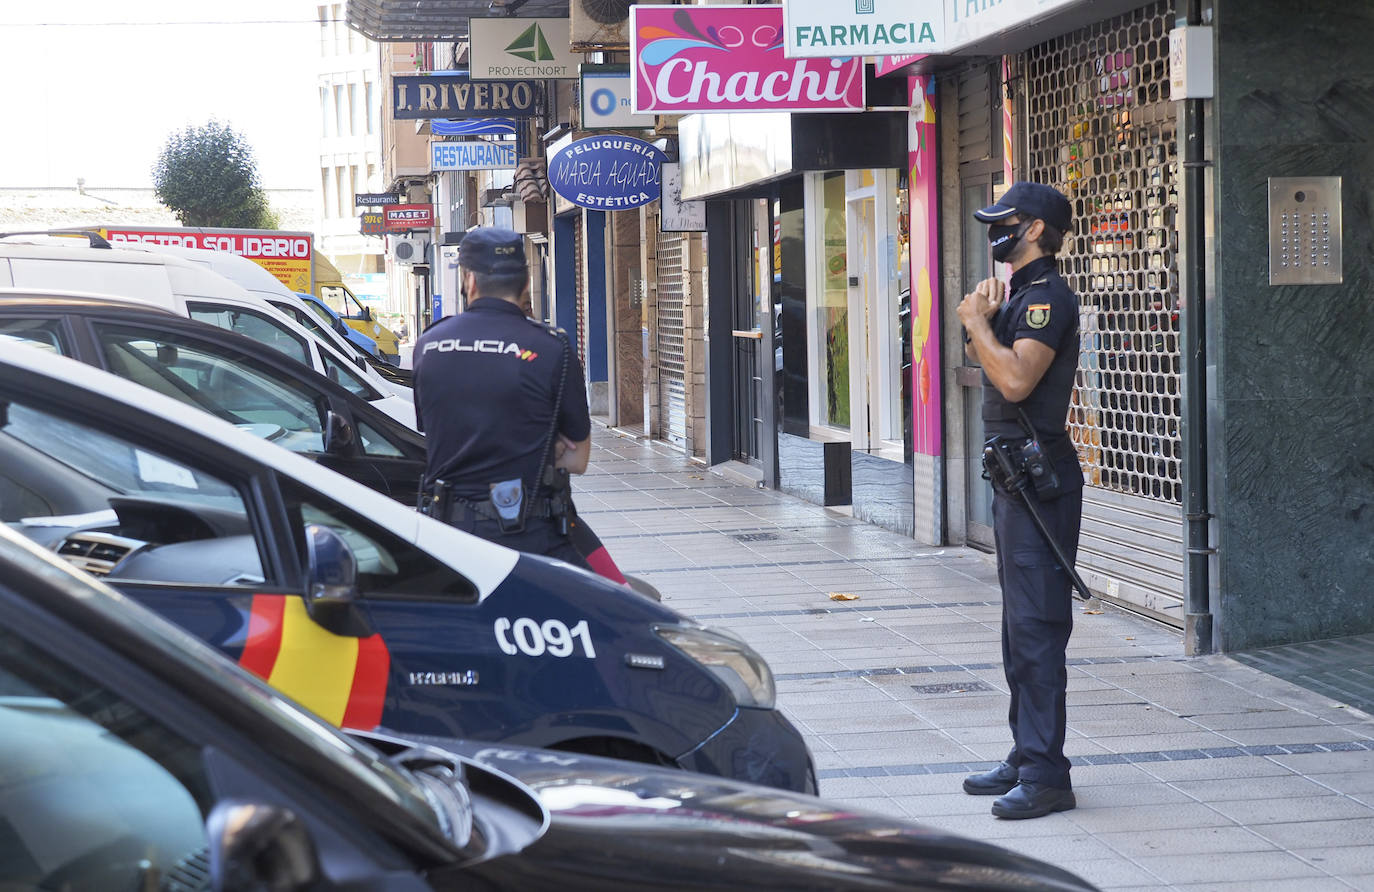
left=983, top=253, right=1083, bottom=792
left=413, top=296, right=591, bottom=567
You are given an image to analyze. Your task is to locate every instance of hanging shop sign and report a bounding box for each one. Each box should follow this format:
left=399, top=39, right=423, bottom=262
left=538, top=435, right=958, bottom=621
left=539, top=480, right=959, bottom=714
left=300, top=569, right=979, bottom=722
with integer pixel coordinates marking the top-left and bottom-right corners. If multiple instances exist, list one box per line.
left=391, top=72, right=538, bottom=120
left=469, top=18, right=578, bottom=80
left=630, top=5, right=864, bottom=114
left=547, top=135, right=666, bottom=211
left=431, top=117, right=519, bottom=137
left=581, top=65, right=655, bottom=130
left=355, top=192, right=401, bottom=207
left=360, top=211, right=385, bottom=236
left=431, top=140, right=518, bottom=171
left=875, top=54, right=925, bottom=77
left=783, top=0, right=941, bottom=58
left=660, top=162, right=706, bottom=232
left=383, top=204, right=435, bottom=232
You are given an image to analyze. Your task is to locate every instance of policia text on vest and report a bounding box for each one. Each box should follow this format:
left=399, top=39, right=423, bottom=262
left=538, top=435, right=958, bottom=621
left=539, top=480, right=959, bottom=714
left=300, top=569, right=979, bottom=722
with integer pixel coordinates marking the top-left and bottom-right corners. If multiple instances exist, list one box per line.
left=412, top=228, right=592, bottom=568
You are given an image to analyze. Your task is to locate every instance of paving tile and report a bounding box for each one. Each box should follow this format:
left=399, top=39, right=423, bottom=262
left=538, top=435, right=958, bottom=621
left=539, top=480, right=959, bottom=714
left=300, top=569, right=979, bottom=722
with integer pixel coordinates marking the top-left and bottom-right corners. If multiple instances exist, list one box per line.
left=1064, top=802, right=1236, bottom=832
left=1291, top=846, right=1374, bottom=877
left=1133, top=756, right=1300, bottom=782
left=1168, top=879, right=1357, bottom=892
left=1168, top=774, right=1342, bottom=802
left=1255, top=818, right=1374, bottom=850
left=1132, top=850, right=1332, bottom=885
left=1093, top=826, right=1277, bottom=858
left=1032, top=857, right=1166, bottom=889
left=1205, top=794, right=1374, bottom=826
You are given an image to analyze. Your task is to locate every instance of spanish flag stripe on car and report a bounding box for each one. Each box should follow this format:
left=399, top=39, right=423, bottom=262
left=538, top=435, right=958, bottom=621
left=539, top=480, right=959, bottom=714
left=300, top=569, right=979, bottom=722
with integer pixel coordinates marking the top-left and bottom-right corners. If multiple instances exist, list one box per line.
left=341, top=633, right=391, bottom=730
left=239, top=594, right=390, bottom=728
left=239, top=593, right=286, bottom=679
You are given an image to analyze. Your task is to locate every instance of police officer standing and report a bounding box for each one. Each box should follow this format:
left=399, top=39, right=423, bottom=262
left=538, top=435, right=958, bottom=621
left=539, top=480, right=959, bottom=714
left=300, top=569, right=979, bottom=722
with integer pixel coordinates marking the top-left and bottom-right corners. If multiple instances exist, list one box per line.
left=956, top=182, right=1084, bottom=820
left=413, top=227, right=592, bottom=568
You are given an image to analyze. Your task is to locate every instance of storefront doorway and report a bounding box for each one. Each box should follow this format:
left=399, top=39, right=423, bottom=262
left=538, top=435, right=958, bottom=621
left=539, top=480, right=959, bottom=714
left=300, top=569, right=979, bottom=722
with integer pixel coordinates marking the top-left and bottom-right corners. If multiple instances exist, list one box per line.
left=728, top=199, right=775, bottom=471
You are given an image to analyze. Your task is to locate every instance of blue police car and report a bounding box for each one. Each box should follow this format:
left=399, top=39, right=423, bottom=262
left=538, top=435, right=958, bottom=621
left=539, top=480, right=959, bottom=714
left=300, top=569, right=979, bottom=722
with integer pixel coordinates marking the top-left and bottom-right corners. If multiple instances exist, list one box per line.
left=0, top=343, right=815, bottom=793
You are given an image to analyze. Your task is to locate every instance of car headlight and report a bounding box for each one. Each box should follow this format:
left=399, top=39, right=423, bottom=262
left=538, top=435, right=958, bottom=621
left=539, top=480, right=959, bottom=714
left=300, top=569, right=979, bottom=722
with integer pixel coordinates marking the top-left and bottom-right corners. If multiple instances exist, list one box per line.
left=655, top=625, right=776, bottom=709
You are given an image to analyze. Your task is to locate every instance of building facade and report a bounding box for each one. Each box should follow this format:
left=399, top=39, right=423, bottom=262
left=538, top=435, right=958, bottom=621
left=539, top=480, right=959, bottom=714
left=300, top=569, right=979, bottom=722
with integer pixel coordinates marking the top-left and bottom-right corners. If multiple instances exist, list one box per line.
left=345, top=0, right=1373, bottom=656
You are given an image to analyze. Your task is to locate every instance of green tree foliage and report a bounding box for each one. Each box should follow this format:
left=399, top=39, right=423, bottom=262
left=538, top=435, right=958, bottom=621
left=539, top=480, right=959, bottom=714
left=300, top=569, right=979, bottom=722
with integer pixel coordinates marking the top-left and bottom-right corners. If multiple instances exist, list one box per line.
left=152, top=121, right=280, bottom=229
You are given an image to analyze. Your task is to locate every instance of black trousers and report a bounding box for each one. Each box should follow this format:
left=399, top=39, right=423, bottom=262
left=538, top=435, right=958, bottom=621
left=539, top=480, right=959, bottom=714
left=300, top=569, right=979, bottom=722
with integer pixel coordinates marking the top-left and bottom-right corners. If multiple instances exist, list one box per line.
left=442, top=513, right=591, bottom=571
left=992, top=471, right=1083, bottom=790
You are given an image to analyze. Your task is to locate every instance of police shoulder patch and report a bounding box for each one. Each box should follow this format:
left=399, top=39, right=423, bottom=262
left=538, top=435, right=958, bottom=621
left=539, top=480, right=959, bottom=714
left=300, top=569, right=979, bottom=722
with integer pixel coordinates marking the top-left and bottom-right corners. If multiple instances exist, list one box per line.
left=1026, top=303, right=1051, bottom=329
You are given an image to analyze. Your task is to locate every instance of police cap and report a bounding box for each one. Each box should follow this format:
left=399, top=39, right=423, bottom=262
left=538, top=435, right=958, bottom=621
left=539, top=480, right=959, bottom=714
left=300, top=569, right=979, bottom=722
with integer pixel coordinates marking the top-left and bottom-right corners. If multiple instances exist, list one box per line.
left=459, top=227, right=527, bottom=275
left=974, top=181, right=1072, bottom=233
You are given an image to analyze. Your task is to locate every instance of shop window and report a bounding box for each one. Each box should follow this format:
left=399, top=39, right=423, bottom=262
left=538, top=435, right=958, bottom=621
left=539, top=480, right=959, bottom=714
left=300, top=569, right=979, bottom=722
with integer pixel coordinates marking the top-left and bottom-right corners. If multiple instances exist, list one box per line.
left=817, top=172, right=850, bottom=430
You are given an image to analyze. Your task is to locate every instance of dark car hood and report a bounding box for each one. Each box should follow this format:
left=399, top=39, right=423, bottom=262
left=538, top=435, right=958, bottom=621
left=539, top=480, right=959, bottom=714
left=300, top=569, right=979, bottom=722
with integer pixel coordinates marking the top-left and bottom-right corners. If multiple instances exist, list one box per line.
left=376, top=734, right=1097, bottom=892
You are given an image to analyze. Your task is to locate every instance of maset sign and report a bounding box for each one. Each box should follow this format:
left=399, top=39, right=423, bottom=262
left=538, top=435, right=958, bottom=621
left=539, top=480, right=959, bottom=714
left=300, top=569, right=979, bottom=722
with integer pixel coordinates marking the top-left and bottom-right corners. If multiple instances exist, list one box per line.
left=630, top=4, right=864, bottom=114
left=384, top=204, right=434, bottom=232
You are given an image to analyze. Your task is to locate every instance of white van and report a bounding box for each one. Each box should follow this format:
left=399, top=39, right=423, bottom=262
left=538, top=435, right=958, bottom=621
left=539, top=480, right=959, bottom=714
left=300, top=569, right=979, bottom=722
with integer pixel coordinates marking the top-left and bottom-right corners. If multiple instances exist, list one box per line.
left=0, top=237, right=416, bottom=428
left=117, top=243, right=412, bottom=403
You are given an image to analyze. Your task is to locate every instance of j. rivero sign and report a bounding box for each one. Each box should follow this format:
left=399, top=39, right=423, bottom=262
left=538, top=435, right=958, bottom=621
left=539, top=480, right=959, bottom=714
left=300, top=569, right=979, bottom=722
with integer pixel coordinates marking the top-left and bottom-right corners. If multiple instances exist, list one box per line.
left=392, top=72, right=538, bottom=120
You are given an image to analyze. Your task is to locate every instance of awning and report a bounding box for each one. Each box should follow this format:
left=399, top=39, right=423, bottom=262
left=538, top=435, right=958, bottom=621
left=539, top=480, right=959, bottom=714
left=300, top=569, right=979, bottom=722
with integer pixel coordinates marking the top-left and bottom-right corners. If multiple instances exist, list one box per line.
left=347, top=0, right=570, bottom=41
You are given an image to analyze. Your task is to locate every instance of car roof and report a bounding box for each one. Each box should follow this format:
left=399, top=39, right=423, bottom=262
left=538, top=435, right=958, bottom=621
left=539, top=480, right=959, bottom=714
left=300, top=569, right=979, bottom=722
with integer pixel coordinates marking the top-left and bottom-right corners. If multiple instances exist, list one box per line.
left=0, top=287, right=404, bottom=422
left=0, top=286, right=180, bottom=315
left=0, top=341, right=514, bottom=596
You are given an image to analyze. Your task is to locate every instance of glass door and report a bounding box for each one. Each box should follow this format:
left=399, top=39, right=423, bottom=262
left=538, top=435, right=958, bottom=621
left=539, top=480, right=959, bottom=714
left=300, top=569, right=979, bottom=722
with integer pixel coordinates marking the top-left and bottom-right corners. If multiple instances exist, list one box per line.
left=961, top=180, right=995, bottom=548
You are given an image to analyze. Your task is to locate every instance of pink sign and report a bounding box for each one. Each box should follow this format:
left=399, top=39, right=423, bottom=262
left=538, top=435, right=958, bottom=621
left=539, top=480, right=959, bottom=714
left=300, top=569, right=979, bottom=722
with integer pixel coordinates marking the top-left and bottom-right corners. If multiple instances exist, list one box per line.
left=908, top=75, right=941, bottom=457
left=631, top=5, right=864, bottom=114
left=876, top=54, right=924, bottom=78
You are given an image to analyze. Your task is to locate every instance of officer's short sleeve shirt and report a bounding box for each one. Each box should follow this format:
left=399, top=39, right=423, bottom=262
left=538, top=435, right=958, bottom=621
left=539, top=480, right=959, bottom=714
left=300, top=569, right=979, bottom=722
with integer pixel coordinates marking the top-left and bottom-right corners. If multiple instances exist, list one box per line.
left=414, top=298, right=590, bottom=498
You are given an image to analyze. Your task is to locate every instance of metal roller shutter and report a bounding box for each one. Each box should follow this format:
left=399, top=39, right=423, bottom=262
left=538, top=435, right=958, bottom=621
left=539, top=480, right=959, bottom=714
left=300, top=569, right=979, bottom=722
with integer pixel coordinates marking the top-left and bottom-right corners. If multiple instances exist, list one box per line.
left=1022, top=1, right=1186, bottom=625
left=656, top=230, right=688, bottom=449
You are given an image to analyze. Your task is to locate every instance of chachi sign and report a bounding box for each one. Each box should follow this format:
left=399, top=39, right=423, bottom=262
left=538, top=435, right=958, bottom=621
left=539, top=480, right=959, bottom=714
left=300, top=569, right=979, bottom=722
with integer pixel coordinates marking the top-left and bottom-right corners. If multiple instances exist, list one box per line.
left=547, top=136, right=667, bottom=211
left=630, top=5, right=864, bottom=114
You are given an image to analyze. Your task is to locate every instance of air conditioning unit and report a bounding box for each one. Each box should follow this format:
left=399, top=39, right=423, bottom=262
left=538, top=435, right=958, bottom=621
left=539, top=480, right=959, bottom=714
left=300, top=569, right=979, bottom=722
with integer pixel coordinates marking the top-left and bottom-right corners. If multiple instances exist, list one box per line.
left=571, top=0, right=671, bottom=52
left=388, top=233, right=430, bottom=266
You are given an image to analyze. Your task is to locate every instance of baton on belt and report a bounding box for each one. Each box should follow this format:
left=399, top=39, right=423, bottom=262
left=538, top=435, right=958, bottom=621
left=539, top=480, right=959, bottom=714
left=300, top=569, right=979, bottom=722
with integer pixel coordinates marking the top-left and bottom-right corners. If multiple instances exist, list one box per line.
left=983, top=440, right=1094, bottom=602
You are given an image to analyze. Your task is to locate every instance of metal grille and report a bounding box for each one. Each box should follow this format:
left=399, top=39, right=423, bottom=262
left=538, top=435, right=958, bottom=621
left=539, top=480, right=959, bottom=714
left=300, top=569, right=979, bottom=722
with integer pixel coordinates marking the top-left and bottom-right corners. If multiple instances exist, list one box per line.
left=1024, top=1, right=1182, bottom=505
left=573, top=214, right=587, bottom=368
left=656, top=230, right=688, bottom=448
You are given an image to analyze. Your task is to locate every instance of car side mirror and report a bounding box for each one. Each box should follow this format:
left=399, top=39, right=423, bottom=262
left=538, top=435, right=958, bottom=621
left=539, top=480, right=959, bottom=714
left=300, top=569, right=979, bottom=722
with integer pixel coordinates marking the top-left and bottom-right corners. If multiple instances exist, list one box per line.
left=303, top=523, right=373, bottom=637
left=361, top=306, right=373, bottom=322
left=322, top=410, right=353, bottom=455
left=207, top=801, right=319, bottom=892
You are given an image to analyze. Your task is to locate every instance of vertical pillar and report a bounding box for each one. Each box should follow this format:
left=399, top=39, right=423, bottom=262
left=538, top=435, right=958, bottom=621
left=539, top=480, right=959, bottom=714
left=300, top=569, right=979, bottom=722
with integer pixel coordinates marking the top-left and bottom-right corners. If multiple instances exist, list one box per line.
left=610, top=209, right=645, bottom=429
left=584, top=209, right=609, bottom=415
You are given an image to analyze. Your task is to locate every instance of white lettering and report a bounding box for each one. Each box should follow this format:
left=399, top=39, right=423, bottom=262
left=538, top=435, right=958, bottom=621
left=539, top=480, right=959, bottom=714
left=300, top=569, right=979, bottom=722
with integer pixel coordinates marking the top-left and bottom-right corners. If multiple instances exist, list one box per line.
left=495, top=617, right=595, bottom=658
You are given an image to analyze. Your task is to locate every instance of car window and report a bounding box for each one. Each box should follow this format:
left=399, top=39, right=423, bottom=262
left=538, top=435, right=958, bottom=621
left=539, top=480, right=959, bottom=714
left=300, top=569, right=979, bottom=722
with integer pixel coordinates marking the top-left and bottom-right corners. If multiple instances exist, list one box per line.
left=319, top=285, right=363, bottom=320
left=0, top=318, right=67, bottom=354
left=0, top=627, right=211, bottom=890
left=186, top=302, right=310, bottom=366
left=1, top=402, right=264, bottom=586
left=357, top=421, right=406, bottom=458
left=319, top=348, right=376, bottom=399
left=279, top=479, right=477, bottom=601
left=305, top=300, right=337, bottom=326
left=93, top=323, right=328, bottom=455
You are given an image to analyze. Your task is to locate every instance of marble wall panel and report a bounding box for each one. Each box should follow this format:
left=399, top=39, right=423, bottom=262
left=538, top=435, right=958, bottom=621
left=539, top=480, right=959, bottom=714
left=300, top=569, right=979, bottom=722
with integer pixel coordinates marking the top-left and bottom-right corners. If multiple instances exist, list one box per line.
left=1213, top=0, right=1374, bottom=649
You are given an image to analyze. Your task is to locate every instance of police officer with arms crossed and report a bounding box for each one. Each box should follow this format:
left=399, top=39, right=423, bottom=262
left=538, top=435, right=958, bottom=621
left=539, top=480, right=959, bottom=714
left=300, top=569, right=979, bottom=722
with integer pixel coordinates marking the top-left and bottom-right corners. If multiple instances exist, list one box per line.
left=413, top=227, right=592, bottom=568
left=956, top=182, right=1084, bottom=820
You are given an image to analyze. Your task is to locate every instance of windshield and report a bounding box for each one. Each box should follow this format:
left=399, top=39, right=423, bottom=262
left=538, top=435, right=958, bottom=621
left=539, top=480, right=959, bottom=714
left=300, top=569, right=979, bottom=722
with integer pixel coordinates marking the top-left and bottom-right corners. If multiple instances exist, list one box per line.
left=4, top=404, right=245, bottom=511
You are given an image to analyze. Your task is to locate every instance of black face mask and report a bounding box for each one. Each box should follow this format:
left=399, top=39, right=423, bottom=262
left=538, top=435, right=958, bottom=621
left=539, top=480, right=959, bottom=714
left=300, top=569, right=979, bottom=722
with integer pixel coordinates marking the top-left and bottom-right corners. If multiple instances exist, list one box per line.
left=988, top=220, right=1029, bottom=263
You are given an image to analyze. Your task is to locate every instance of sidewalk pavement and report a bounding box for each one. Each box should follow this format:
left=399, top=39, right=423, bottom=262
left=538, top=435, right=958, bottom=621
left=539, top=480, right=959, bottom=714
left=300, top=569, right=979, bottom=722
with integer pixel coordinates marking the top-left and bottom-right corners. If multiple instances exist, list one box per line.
left=576, top=424, right=1374, bottom=892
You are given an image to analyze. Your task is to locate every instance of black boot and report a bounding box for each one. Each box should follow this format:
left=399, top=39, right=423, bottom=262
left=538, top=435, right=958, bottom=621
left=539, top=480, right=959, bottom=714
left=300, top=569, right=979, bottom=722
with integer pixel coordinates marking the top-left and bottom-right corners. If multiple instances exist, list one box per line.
left=991, top=782, right=1076, bottom=819
left=962, top=761, right=1018, bottom=796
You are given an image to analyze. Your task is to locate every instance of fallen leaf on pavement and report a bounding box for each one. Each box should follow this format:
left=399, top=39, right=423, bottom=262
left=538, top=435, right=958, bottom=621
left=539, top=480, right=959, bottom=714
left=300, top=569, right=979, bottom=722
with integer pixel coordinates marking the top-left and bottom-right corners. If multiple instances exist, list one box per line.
left=828, top=592, right=859, bottom=601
